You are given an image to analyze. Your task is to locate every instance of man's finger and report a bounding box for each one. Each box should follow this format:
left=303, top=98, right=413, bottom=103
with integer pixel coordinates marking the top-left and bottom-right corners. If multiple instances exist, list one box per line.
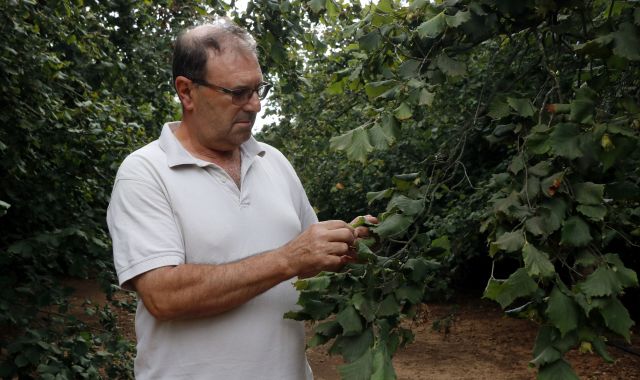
left=325, top=228, right=356, bottom=244
left=364, top=214, right=379, bottom=224
left=320, top=220, right=354, bottom=231
left=354, top=226, right=371, bottom=238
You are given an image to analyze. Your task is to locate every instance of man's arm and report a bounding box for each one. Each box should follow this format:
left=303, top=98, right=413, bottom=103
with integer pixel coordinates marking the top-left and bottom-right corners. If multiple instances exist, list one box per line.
left=130, top=220, right=356, bottom=321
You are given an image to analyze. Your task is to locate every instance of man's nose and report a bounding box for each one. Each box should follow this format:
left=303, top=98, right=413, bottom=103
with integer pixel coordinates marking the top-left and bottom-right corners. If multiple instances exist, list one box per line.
left=242, top=91, right=261, bottom=113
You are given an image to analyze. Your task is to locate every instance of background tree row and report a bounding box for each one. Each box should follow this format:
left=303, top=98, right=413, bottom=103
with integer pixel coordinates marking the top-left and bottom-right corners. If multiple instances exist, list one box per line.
left=263, top=1, right=640, bottom=379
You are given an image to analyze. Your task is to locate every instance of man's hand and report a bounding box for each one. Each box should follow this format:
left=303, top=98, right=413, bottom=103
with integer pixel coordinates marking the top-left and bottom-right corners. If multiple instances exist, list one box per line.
left=281, top=220, right=357, bottom=278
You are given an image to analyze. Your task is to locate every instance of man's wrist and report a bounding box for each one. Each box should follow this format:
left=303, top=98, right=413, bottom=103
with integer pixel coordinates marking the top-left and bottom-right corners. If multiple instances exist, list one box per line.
left=268, top=246, right=298, bottom=280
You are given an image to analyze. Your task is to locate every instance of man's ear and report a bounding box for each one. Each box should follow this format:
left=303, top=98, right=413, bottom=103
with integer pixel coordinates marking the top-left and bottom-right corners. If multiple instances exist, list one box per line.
left=175, top=76, right=195, bottom=111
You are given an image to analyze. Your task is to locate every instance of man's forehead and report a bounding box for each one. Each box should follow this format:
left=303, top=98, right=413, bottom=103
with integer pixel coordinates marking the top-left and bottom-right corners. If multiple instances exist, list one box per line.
left=205, top=50, right=263, bottom=83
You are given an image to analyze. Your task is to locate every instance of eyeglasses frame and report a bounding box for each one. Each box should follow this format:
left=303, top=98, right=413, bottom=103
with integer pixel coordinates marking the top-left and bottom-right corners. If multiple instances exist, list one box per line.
left=189, top=77, right=272, bottom=105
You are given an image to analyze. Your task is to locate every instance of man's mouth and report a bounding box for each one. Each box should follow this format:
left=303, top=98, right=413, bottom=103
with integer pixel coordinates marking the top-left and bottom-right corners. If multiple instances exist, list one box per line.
left=234, top=114, right=256, bottom=126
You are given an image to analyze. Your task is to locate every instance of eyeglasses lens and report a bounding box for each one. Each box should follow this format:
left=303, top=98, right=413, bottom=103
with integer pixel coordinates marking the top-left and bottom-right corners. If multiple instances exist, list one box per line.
left=232, top=84, right=271, bottom=105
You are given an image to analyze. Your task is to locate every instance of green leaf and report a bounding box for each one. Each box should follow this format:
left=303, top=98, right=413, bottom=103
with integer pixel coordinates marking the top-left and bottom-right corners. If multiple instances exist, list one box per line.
left=538, top=359, right=579, bottom=380
left=373, top=213, right=413, bottom=238
left=314, top=320, right=342, bottom=337
left=577, top=204, right=607, bottom=221
left=436, top=53, right=466, bottom=77
left=418, top=88, right=435, bottom=106
left=377, top=294, right=401, bottom=317
left=592, top=335, right=614, bottom=363
left=398, top=59, right=421, bottom=79
left=367, top=189, right=393, bottom=204
left=484, top=268, right=539, bottom=308
left=387, top=195, right=424, bottom=216
left=523, top=243, right=555, bottom=279
left=287, top=298, right=334, bottom=320
left=550, top=123, right=583, bottom=159
left=309, top=0, right=326, bottom=13
left=493, top=191, right=522, bottom=216
left=525, top=216, right=547, bottom=236
left=365, top=80, right=397, bottom=100
left=404, top=257, right=435, bottom=282
left=507, top=97, right=535, bottom=117
left=532, top=325, right=554, bottom=357
left=487, top=97, right=510, bottom=119
left=524, top=175, right=540, bottom=200
left=331, top=328, right=374, bottom=362
left=337, top=305, right=363, bottom=336
left=431, top=235, right=451, bottom=255
left=508, top=154, right=525, bottom=174
left=493, top=230, right=524, bottom=253
left=359, top=30, right=382, bottom=51
left=329, top=128, right=364, bottom=157
left=368, top=123, right=396, bottom=150
left=382, top=114, right=401, bottom=139
left=294, top=275, right=330, bottom=291
left=573, top=182, right=604, bottom=205
left=376, top=0, right=393, bottom=13
left=604, top=253, right=639, bottom=288
left=530, top=346, right=562, bottom=367
left=353, top=293, right=376, bottom=323
left=579, top=266, right=622, bottom=297
left=612, top=22, right=640, bottom=60
left=492, top=123, right=515, bottom=137
left=569, top=100, right=594, bottom=124
left=445, top=10, right=471, bottom=27
left=526, top=132, right=551, bottom=155
left=546, top=287, right=579, bottom=337
left=523, top=175, right=540, bottom=200
left=308, top=333, right=331, bottom=348
left=330, top=129, right=354, bottom=151
left=371, top=345, right=396, bottom=380
left=394, top=102, right=413, bottom=121
left=356, top=240, right=377, bottom=262
left=541, top=198, right=567, bottom=232
left=338, top=348, right=374, bottom=380
left=553, top=330, right=579, bottom=354
left=600, top=297, right=634, bottom=342
left=416, top=12, right=446, bottom=39
left=574, top=250, right=597, bottom=267
left=326, top=79, right=344, bottom=95
left=395, top=285, right=423, bottom=304
left=561, top=216, right=592, bottom=247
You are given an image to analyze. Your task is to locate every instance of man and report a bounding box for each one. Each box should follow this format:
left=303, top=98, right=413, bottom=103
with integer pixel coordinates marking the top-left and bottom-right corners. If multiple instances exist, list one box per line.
left=107, top=17, right=373, bottom=379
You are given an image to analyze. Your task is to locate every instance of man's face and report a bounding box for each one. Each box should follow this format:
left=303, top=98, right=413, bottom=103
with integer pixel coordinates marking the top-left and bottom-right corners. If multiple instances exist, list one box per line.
left=191, top=48, right=263, bottom=152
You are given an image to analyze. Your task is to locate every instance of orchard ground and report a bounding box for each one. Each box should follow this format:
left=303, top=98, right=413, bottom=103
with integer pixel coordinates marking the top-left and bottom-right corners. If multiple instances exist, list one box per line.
left=68, top=279, right=640, bottom=380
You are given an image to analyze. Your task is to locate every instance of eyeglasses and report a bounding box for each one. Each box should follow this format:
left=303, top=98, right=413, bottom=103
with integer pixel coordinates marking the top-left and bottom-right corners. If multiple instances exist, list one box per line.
left=190, top=78, right=272, bottom=105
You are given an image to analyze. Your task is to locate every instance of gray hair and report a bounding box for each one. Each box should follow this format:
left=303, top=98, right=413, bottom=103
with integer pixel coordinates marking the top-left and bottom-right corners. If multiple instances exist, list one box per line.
left=171, top=17, right=258, bottom=88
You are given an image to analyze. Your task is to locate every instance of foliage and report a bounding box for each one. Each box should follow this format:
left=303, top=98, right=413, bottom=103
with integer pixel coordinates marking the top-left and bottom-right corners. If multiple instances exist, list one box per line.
left=271, top=0, right=640, bottom=379
left=2, top=0, right=638, bottom=378
left=0, top=0, right=212, bottom=377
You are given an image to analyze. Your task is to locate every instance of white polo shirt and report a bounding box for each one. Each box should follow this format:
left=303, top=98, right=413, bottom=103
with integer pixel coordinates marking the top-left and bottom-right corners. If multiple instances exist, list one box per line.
left=107, top=121, right=317, bottom=380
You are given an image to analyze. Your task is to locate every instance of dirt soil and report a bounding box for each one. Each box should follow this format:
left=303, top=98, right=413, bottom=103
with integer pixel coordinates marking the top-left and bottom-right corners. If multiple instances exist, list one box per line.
left=68, top=280, right=640, bottom=380
left=306, top=296, right=640, bottom=380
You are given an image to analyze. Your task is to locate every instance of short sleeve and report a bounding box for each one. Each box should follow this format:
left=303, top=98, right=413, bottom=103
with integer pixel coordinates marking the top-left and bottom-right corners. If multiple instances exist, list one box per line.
left=107, top=162, right=184, bottom=289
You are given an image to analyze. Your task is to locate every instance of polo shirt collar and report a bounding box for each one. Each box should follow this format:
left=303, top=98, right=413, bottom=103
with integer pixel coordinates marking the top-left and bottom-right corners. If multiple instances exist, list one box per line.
left=159, top=121, right=265, bottom=168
